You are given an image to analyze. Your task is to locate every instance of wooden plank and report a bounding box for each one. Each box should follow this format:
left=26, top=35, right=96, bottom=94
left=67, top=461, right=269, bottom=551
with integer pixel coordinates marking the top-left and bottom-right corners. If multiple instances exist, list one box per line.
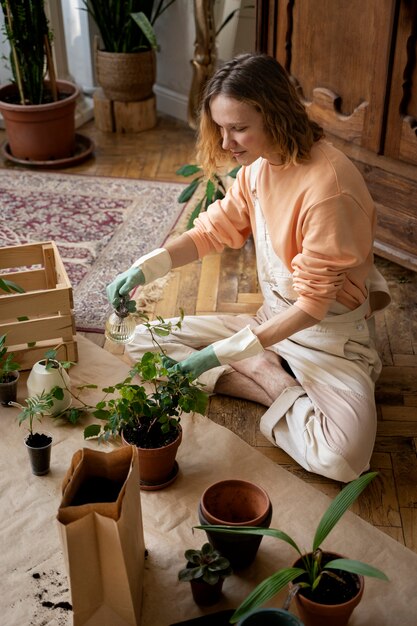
left=380, top=406, right=417, bottom=421
left=350, top=468, right=401, bottom=527
left=196, top=255, right=221, bottom=314
left=153, top=271, right=182, bottom=319
left=377, top=421, right=417, bottom=437
left=391, top=452, right=417, bottom=508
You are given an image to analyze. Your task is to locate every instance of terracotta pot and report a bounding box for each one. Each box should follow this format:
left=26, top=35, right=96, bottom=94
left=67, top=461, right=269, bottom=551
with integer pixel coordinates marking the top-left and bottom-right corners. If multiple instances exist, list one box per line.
left=95, top=45, right=156, bottom=102
left=0, top=80, right=79, bottom=161
left=237, top=608, right=304, bottom=625
left=27, top=359, right=71, bottom=416
left=0, top=370, right=19, bottom=406
left=189, top=576, right=225, bottom=606
left=199, top=479, right=272, bottom=569
left=122, top=426, right=182, bottom=488
left=25, top=432, right=53, bottom=476
left=292, top=552, right=364, bottom=626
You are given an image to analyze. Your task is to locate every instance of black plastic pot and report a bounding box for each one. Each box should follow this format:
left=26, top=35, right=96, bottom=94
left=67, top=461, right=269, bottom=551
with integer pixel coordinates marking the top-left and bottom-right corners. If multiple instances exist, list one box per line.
left=25, top=432, right=53, bottom=476
left=190, top=577, right=225, bottom=606
left=0, top=371, right=19, bottom=406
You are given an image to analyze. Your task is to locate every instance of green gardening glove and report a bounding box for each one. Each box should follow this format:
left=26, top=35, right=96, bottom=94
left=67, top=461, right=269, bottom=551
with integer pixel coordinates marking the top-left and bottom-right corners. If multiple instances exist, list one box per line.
left=106, top=248, right=172, bottom=309
left=163, top=326, right=264, bottom=381
left=162, top=346, right=221, bottom=381
left=106, top=267, right=144, bottom=309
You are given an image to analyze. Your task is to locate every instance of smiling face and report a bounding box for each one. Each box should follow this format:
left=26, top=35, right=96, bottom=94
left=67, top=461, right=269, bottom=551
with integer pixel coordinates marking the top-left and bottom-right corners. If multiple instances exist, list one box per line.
left=209, top=94, right=282, bottom=166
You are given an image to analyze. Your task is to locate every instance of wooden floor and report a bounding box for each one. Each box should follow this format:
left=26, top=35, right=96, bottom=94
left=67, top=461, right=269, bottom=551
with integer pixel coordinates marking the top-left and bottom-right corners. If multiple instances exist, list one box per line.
left=2, top=115, right=416, bottom=553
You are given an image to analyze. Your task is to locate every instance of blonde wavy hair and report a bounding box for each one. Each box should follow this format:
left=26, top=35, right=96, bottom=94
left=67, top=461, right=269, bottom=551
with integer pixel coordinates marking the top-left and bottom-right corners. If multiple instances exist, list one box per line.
left=196, top=53, right=324, bottom=178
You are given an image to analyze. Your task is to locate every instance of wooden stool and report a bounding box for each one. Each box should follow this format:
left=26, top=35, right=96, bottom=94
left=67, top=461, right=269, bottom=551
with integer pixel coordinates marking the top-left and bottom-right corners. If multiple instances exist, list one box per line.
left=93, top=88, right=157, bottom=133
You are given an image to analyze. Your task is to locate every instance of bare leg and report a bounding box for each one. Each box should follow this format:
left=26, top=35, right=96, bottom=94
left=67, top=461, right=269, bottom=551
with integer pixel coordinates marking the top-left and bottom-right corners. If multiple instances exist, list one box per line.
left=214, top=350, right=298, bottom=406
left=214, top=370, right=273, bottom=406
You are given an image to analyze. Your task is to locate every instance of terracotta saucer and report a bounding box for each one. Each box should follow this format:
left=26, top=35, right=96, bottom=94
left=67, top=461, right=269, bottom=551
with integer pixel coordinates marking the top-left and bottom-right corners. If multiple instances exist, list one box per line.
left=1, top=133, right=95, bottom=168
left=140, top=461, right=180, bottom=491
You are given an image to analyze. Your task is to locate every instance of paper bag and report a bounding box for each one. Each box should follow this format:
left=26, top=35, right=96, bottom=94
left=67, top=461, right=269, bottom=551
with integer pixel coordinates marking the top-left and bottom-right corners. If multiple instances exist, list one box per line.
left=57, top=446, right=145, bottom=626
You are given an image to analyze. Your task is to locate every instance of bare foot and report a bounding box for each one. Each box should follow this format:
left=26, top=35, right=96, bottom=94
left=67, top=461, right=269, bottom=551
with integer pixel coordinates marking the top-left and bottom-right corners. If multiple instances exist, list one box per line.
left=214, top=370, right=273, bottom=406
left=230, top=350, right=298, bottom=403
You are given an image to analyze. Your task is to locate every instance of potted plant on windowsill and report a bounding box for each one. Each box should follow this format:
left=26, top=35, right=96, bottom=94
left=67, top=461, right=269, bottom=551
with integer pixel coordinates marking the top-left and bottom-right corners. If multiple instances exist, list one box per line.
left=0, top=333, right=21, bottom=406
left=196, top=472, right=389, bottom=625
left=178, top=542, right=232, bottom=606
left=0, top=0, right=81, bottom=164
left=82, top=0, right=177, bottom=103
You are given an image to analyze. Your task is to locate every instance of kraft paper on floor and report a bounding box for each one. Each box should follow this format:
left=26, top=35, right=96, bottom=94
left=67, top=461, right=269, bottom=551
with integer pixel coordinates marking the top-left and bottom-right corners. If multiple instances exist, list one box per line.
left=1, top=335, right=416, bottom=625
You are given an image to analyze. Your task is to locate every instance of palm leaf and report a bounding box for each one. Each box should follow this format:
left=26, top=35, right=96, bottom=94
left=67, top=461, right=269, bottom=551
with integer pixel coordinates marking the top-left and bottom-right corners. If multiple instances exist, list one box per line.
left=178, top=177, right=202, bottom=203
left=326, top=558, right=389, bottom=581
left=194, top=524, right=302, bottom=555
left=230, top=568, right=305, bottom=623
left=312, top=472, right=378, bottom=550
left=187, top=198, right=204, bottom=229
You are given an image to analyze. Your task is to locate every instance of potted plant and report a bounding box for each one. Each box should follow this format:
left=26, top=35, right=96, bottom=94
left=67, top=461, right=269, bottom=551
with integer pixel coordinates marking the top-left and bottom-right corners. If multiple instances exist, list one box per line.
left=178, top=542, right=232, bottom=606
left=0, top=333, right=21, bottom=406
left=17, top=390, right=55, bottom=475
left=0, top=0, right=80, bottom=163
left=198, top=479, right=273, bottom=570
left=196, top=472, right=389, bottom=625
left=82, top=0, right=177, bottom=102
left=84, top=309, right=209, bottom=489
left=26, top=348, right=72, bottom=416
left=84, top=348, right=208, bottom=489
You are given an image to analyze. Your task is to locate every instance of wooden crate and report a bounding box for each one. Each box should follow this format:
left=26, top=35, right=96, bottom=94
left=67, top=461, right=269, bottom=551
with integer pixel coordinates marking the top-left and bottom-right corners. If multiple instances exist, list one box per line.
left=0, top=241, right=78, bottom=370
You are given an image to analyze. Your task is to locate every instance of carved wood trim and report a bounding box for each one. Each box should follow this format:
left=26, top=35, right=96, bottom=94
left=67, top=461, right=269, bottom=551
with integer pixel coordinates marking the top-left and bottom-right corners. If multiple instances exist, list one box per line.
left=188, top=0, right=216, bottom=130
left=302, top=88, right=368, bottom=145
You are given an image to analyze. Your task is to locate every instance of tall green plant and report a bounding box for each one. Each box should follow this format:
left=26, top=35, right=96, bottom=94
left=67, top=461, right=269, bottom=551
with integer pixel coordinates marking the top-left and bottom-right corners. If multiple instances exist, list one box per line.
left=177, top=164, right=241, bottom=229
left=196, top=472, right=389, bottom=623
left=82, top=0, right=177, bottom=53
left=0, top=0, right=53, bottom=104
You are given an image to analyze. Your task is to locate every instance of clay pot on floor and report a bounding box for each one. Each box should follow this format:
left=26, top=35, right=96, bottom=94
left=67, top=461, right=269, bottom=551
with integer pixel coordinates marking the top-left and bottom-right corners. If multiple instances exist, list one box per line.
left=0, top=80, right=79, bottom=162
left=292, top=552, right=364, bottom=626
left=0, top=370, right=19, bottom=406
left=25, top=432, right=53, bottom=476
left=198, top=479, right=272, bottom=569
left=237, top=608, right=304, bottom=625
left=122, top=426, right=182, bottom=489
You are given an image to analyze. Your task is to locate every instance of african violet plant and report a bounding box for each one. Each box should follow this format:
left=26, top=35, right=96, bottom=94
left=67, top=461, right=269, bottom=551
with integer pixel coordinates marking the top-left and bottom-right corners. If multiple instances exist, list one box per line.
left=178, top=542, right=232, bottom=586
left=196, top=471, right=389, bottom=623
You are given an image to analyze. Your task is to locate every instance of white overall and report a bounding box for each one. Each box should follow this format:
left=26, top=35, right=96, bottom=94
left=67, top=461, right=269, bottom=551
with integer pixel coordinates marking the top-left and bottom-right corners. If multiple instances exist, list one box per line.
left=127, top=159, right=391, bottom=482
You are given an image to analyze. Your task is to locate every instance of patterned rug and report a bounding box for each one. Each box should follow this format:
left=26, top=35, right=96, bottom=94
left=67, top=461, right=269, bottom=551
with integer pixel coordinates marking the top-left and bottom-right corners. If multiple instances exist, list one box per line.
left=0, top=169, right=186, bottom=331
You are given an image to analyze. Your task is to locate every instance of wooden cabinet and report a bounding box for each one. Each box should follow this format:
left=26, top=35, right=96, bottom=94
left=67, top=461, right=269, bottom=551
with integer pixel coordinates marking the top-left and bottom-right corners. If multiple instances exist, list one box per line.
left=256, top=0, right=417, bottom=271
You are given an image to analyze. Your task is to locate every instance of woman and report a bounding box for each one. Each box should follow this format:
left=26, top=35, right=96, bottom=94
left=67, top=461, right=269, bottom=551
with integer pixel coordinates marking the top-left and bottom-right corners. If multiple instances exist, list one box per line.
left=106, top=53, right=390, bottom=483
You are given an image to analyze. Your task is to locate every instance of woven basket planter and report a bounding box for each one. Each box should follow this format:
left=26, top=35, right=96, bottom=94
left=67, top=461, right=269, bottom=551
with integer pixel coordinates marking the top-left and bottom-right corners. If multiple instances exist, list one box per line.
left=95, top=43, right=156, bottom=102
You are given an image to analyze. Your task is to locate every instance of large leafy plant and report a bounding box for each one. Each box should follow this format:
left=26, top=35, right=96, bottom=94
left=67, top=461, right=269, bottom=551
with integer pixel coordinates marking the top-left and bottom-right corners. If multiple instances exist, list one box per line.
left=0, top=0, right=56, bottom=104
left=82, top=0, right=177, bottom=53
left=84, top=349, right=208, bottom=448
left=177, top=164, right=241, bottom=229
left=196, top=471, right=389, bottom=623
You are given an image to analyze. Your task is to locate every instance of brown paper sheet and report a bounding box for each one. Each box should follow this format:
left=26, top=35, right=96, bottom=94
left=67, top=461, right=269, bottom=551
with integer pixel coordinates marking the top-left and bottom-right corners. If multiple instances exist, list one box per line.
left=1, top=334, right=417, bottom=625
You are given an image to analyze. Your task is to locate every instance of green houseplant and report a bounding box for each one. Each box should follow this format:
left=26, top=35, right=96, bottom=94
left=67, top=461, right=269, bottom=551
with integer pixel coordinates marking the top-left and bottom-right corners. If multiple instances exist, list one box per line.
left=196, top=471, right=389, bottom=625
left=0, top=0, right=80, bottom=163
left=82, top=0, right=177, bottom=102
left=177, top=164, right=241, bottom=228
left=84, top=310, right=209, bottom=488
left=17, top=390, right=55, bottom=475
left=178, top=542, right=232, bottom=606
left=0, top=333, right=21, bottom=406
